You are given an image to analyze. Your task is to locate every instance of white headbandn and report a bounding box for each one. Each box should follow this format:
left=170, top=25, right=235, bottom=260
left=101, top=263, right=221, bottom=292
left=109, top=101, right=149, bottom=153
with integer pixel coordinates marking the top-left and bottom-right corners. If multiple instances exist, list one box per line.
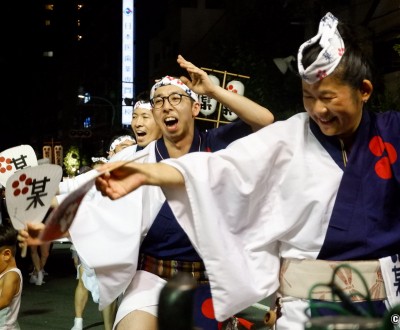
left=297, top=12, right=345, bottom=84
left=109, top=135, right=136, bottom=152
left=150, top=76, right=199, bottom=102
left=91, top=156, right=108, bottom=164
left=134, top=101, right=152, bottom=110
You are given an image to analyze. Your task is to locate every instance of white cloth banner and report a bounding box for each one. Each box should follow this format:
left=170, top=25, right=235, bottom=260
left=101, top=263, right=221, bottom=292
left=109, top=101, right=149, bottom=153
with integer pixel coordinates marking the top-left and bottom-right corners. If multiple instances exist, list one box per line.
left=379, top=255, right=400, bottom=308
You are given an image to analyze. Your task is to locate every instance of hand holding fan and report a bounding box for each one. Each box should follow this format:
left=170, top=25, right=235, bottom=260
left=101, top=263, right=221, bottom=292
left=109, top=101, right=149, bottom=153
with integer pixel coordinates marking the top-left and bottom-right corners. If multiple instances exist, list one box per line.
left=5, top=164, right=63, bottom=256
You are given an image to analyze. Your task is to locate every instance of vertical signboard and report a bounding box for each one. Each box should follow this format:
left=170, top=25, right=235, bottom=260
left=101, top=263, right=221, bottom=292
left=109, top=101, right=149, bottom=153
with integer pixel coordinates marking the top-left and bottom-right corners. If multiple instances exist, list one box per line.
left=43, top=146, right=52, bottom=164
left=53, top=145, right=63, bottom=167
left=122, top=0, right=135, bottom=127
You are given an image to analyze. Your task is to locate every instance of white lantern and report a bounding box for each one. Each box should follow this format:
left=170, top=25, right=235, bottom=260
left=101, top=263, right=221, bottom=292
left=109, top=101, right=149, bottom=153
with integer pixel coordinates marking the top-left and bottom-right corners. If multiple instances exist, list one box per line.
left=222, top=80, right=244, bottom=121
left=200, top=74, right=220, bottom=116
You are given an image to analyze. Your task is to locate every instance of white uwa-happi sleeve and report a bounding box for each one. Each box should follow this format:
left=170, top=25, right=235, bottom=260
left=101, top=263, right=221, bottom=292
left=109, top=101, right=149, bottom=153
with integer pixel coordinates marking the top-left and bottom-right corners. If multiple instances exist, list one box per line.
left=162, top=113, right=343, bottom=321
left=161, top=123, right=291, bottom=320
left=70, top=143, right=165, bottom=310
left=70, top=190, right=144, bottom=310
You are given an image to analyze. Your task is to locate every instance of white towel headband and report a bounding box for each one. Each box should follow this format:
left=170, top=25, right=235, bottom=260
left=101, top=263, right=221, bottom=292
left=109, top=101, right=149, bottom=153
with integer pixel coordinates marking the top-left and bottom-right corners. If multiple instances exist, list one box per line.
left=150, top=76, right=199, bottom=102
left=297, top=12, right=345, bottom=84
left=134, top=101, right=152, bottom=110
left=109, top=135, right=136, bottom=152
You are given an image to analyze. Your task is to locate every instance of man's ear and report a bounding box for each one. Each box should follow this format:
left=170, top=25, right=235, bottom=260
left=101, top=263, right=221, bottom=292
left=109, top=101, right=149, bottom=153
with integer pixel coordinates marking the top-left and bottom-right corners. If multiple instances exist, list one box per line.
left=361, top=79, right=373, bottom=102
left=192, top=102, right=201, bottom=118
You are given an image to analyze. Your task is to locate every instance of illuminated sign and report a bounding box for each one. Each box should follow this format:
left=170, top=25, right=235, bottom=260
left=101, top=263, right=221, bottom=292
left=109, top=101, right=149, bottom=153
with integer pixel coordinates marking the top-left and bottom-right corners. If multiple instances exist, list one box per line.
left=122, top=0, right=135, bottom=127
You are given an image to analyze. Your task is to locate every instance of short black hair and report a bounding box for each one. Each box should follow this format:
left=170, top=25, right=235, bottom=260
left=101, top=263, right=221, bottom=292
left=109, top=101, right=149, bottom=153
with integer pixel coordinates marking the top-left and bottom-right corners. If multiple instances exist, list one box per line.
left=0, top=225, right=18, bottom=255
left=135, top=90, right=151, bottom=103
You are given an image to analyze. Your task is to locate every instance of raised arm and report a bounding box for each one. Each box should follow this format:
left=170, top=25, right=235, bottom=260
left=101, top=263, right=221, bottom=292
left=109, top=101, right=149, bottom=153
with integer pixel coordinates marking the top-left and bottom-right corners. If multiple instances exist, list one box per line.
left=177, top=55, right=274, bottom=131
left=95, top=161, right=185, bottom=200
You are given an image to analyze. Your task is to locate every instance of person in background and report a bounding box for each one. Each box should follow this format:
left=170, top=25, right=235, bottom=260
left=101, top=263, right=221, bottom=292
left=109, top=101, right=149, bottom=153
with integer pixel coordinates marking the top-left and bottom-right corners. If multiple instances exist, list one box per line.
left=71, top=243, right=114, bottom=330
left=64, top=105, right=161, bottom=330
left=131, top=97, right=162, bottom=151
left=28, top=243, right=50, bottom=286
left=105, top=132, right=136, bottom=160
left=69, top=130, right=140, bottom=330
left=0, top=186, right=11, bottom=228
left=28, top=208, right=53, bottom=286
left=24, top=100, right=160, bottom=329
left=0, top=225, right=23, bottom=330
left=93, top=13, right=400, bottom=330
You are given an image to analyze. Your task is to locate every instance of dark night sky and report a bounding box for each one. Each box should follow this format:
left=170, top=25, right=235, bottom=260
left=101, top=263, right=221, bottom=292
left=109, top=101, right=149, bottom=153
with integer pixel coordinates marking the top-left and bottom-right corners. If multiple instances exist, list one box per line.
left=0, top=1, right=309, bottom=152
left=1, top=1, right=166, bottom=153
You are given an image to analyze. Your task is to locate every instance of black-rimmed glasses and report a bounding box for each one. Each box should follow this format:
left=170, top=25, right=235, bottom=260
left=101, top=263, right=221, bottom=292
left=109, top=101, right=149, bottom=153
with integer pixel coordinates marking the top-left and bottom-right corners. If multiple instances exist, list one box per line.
left=150, top=93, right=191, bottom=109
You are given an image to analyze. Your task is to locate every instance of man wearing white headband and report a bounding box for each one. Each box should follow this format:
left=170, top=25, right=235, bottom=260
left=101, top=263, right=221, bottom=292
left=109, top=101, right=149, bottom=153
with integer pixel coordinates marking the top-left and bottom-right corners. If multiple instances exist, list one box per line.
left=149, top=75, right=199, bottom=102
left=131, top=100, right=162, bottom=149
left=52, top=101, right=162, bottom=330
left=107, top=135, right=136, bottom=159
left=93, top=12, right=400, bottom=330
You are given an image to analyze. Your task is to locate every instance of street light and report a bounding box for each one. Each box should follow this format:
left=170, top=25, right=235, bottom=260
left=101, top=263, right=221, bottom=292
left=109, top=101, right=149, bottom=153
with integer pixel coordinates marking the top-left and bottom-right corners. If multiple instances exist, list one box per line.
left=78, top=92, right=116, bottom=128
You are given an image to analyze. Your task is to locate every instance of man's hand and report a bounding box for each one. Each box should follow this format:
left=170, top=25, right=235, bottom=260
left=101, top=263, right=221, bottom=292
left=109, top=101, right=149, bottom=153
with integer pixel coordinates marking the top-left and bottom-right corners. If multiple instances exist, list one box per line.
left=95, top=162, right=185, bottom=200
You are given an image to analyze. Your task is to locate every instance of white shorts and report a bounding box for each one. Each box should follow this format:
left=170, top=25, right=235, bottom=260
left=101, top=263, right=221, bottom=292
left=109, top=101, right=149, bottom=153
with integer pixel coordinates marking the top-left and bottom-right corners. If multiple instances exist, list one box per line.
left=78, top=258, right=100, bottom=304
left=113, top=271, right=166, bottom=329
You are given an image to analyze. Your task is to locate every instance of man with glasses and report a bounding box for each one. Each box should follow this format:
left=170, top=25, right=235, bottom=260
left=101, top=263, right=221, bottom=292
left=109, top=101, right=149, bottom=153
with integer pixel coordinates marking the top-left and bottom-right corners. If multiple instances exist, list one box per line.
left=90, top=55, right=273, bottom=330
left=150, top=92, right=192, bottom=109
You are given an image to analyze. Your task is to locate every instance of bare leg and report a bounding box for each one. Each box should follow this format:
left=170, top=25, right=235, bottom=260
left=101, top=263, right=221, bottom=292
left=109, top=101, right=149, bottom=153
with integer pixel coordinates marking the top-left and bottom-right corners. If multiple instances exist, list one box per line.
left=30, top=246, right=41, bottom=273
left=116, top=310, right=157, bottom=330
left=102, top=300, right=118, bottom=330
left=39, top=242, right=51, bottom=270
left=74, top=265, right=89, bottom=318
left=29, top=245, right=45, bottom=285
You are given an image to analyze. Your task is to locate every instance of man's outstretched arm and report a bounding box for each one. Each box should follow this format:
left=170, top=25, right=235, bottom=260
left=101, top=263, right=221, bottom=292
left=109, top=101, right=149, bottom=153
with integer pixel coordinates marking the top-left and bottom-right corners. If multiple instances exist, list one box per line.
left=95, top=161, right=185, bottom=200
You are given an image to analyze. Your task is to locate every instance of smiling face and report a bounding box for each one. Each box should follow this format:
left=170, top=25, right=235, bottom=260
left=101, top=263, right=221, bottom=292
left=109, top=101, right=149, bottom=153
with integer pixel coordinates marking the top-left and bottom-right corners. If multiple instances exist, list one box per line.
left=302, top=75, right=372, bottom=141
left=131, top=107, right=162, bottom=147
left=151, top=85, right=200, bottom=143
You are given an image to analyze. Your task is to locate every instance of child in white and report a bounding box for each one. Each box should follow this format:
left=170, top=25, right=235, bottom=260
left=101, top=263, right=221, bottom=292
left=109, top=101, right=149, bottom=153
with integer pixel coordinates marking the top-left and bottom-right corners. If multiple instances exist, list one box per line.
left=0, top=225, right=23, bottom=330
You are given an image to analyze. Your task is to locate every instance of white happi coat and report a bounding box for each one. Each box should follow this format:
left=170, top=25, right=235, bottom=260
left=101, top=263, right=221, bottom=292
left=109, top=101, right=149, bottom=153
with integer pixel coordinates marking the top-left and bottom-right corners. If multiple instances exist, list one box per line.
left=68, top=142, right=166, bottom=313
left=161, top=112, right=344, bottom=325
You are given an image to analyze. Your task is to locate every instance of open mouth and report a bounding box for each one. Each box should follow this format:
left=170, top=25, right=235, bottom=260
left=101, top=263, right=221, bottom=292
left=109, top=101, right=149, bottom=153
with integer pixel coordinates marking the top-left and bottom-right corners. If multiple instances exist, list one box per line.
left=165, top=117, right=178, bottom=127
left=136, top=130, right=146, bottom=137
left=318, top=117, right=335, bottom=124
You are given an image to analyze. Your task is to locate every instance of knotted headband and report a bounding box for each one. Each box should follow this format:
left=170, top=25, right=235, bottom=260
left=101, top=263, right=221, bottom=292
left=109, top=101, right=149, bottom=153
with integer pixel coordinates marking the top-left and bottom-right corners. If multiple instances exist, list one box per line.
left=150, top=76, right=199, bottom=102
left=133, top=100, right=152, bottom=110
left=297, top=12, right=345, bottom=84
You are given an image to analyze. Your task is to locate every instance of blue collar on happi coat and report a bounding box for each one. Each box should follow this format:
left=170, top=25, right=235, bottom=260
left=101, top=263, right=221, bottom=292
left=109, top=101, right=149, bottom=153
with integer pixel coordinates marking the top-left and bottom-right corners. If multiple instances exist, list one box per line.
left=310, top=109, right=400, bottom=260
